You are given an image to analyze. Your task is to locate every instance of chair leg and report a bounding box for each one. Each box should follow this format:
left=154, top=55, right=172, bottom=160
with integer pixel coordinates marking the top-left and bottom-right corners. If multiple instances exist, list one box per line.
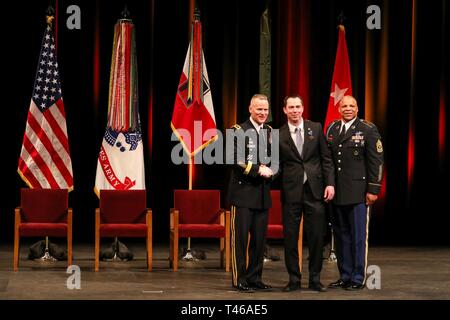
left=169, top=232, right=173, bottom=268
left=68, top=235, right=72, bottom=267
left=95, top=236, right=99, bottom=272
left=13, top=232, right=19, bottom=272
left=220, top=238, right=225, bottom=268
left=67, top=210, right=73, bottom=267
left=95, top=209, right=100, bottom=272
left=147, top=237, right=152, bottom=272
left=13, top=210, right=20, bottom=272
left=147, top=230, right=152, bottom=272
left=173, top=233, right=178, bottom=272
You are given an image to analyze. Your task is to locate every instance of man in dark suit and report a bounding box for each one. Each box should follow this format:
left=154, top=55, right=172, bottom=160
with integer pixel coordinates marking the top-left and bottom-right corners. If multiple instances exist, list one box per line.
left=326, top=95, right=384, bottom=291
left=227, top=94, right=275, bottom=292
left=278, top=95, right=335, bottom=292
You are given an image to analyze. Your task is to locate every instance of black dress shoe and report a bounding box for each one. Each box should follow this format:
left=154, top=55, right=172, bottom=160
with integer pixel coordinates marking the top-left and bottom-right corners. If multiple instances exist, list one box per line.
left=248, top=281, right=272, bottom=290
left=282, top=282, right=301, bottom=292
left=328, top=279, right=351, bottom=289
left=345, top=282, right=365, bottom=291
left=308, top=282, right=328, bottom=292
left=235, top=283, right=254, bottom=292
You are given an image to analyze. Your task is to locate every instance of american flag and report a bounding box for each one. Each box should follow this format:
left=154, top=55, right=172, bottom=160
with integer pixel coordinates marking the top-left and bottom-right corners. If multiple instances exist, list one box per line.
left=18, top=25, right=73, bottom=189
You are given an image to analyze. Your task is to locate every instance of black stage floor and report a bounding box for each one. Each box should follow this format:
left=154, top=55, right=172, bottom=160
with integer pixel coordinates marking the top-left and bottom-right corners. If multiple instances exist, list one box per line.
left=0, top=242, right=449, bottom=300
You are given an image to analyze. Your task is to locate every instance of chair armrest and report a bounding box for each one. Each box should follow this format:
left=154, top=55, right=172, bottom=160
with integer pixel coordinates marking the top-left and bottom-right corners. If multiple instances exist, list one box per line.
left=170, top=208, right=179, bottom=231
left=219, top=209, right=225, bottom=226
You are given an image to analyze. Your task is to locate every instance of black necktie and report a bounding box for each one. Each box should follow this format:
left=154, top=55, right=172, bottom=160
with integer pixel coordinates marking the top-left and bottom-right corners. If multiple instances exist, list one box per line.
left=340, top=124, right=347, bottom=138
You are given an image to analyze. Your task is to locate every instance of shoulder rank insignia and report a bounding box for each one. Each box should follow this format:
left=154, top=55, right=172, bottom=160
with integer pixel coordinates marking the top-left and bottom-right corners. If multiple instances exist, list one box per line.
left=360, top=119, right=374, bottom=128
left=265, top=124, right=272, bottom=130
left=376, top=139, right=383, bottom=153
left=231, top=124, right=241, bottom=130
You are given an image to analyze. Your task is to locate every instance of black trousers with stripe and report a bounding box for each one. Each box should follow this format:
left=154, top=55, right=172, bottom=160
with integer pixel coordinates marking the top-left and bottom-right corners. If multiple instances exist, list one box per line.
left=231, top=206, right=269, bottom=287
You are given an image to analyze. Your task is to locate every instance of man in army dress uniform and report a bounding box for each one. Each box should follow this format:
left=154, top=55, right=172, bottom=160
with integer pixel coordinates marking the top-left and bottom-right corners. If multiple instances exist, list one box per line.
left=326, top=95, right=384, bottom=291
left=227, top=94, right=275, bottom=292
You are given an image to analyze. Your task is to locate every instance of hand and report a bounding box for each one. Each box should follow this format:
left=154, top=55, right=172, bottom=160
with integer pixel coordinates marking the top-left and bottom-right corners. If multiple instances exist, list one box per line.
left=366, top=193, right=378, bottom=205
left=323, top=186, right=335, bottom=202
left=258, top=165, right=273, bottom=178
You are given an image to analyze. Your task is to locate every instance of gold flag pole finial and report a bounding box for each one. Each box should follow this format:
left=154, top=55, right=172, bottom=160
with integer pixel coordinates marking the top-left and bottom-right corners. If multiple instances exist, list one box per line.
left=46, top=5, right=55, bottom=26
left=337, top=10, right=346, bottom=30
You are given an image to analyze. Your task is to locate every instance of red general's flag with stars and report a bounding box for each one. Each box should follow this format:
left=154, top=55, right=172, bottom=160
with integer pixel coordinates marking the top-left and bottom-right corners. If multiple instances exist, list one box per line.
left=324, top=25, right=353, bottom=131
left=94, top=19, right=145, bottom=195
left=18, top=23, right=73, bottom=190
left=171, top=13, right=217, bottom=156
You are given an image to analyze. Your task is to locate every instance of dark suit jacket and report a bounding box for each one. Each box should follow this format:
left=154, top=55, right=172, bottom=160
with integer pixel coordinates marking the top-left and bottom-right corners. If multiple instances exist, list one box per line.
left=279, top=120, right=335, bottom=203
left=326, top=117, right=384, bottom=205
left=227, top=119, right=272, bottom=209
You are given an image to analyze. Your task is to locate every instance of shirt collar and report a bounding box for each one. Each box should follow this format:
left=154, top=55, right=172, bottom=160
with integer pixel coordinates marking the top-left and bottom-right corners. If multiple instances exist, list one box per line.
left=288, top=119, right=303, bottom=133
left=341, top=117, right=357, bottom=131
left=249, top=117, right=263, bottom=132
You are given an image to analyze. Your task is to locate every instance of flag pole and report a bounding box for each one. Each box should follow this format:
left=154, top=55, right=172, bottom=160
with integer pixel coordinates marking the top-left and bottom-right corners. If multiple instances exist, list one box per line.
left=41, top=6, right=57, bottom=263
left=184, top=7, right=202, bottom=261
left=189, top=156, right=193, bottom=190
left=327, top=13, right=348, bottom=262
left=183, top=155, right=194, bottom=260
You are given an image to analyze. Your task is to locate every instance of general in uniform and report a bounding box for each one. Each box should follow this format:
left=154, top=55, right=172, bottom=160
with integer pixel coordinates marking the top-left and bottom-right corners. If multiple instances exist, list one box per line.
left=227, top=94, right=274, bottom=292
left=326, top=95, right=384, bottom=290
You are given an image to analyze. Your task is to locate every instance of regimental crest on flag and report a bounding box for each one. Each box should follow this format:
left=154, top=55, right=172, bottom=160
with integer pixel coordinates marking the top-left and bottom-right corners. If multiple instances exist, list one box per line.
left=94, top=19, right=145, bottom=196
left=18, top=23, right=73, bottom=190
left=171, top=14, right=217, bottom=157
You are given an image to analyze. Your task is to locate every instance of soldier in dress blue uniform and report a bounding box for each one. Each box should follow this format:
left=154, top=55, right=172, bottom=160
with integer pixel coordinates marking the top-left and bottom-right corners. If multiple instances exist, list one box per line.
left=326, top=95, right=384, bottom=291
left=227, top=94, right=275, bottom=292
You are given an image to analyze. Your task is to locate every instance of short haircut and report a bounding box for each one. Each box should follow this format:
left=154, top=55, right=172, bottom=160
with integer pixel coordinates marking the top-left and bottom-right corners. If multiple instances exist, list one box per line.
left=251, top=93, right=269, bottom=104
left=283, top=95, right=303, bottom=107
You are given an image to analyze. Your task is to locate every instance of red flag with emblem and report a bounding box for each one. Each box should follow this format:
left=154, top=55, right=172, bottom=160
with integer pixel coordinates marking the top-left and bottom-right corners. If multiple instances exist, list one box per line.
left=171, top=14, right=217, bottom=156
left=324, top=25, right=352, bottom=131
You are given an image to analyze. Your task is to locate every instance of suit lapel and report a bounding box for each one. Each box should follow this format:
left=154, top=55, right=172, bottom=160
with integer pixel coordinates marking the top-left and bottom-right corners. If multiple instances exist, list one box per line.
left=282, top=124, right=302, bottom=160
left=302, top=121, right=312, bottom=158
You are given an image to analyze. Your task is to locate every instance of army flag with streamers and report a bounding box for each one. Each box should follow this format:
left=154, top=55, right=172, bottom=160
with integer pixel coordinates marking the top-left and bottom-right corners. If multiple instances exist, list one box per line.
left=94, top=19, right=145, bottom=195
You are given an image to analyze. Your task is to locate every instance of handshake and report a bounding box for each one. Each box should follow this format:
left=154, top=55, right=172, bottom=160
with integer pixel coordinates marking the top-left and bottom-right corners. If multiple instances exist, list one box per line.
left=258, top=165, right=274, bottom=179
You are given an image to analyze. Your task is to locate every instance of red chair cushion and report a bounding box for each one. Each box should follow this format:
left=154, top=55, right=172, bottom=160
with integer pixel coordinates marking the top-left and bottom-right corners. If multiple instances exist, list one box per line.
left=174, top=190, right=221, bottom=224
left=178, top=224, right=225, bottom=238
left=266, top=225, right=284, bottom=239
left=268, top=190, right=282, bottom=225
left=20, top=223, right=67, bottom=237
left=100, top=190, right=146, bottom=223
left=21, top=189, right=68, bottom=223
left=100, top=224, right=148, bottom=237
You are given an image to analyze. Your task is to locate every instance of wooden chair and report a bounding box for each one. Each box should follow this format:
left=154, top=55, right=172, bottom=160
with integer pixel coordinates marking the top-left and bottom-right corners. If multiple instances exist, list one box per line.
left=170, top=190, right=230, bottom=272
left=14, top=188, right=72, bottom=271
left=95, top=190, right=152, bottom=271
